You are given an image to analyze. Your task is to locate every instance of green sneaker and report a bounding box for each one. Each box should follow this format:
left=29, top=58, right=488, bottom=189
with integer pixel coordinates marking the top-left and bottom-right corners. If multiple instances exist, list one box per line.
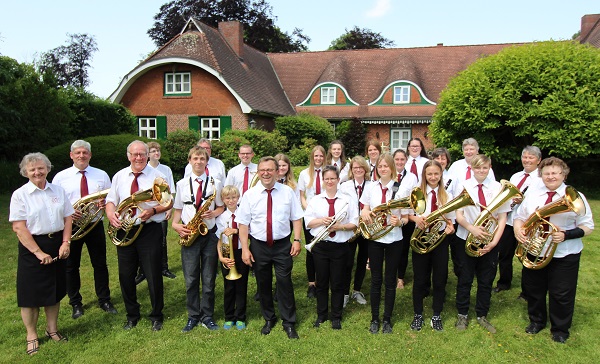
left=223, top=321, right=234, bottom=330
left=235, top=321, right=246, bottom=330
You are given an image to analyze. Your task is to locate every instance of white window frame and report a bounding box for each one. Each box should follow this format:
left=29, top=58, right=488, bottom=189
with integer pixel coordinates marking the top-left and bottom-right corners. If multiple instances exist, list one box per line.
left=393, top=85, right=410, bottom=104
left=321, top=87, right=336, bottom=104
left=201, top=117, right=220, bottom=140
left=165, top=72, right=191, bottom=94
left=391, top=128, right=411, bottom=152
left=139, top=118, right=157, bottom=139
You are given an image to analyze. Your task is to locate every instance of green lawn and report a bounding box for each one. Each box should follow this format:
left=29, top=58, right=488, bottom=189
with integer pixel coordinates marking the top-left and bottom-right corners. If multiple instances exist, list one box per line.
left=1, top=194, right=599, bottom=363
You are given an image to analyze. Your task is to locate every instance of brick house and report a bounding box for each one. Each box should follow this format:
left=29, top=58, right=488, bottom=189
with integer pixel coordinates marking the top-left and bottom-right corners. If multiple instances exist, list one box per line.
left=110, top=15, right=599, bottom=152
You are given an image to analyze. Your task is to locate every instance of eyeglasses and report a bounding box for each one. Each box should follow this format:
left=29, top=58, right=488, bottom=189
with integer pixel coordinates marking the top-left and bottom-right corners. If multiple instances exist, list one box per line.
left=128, top=152, right=147, bottom=158
left=259, top=168, right=276, bottom=173
left=542, top=172, right=563, bottom=177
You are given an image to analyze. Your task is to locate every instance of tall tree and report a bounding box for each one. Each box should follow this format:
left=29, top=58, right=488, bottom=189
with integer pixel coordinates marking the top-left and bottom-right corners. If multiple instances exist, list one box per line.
left=148, top=0, right=309, bottom=52
left=328, top=26, right=395, bottom=50
left=431, top=41, right=600, bottom=164
left=38, top=33, right=98, bottom=88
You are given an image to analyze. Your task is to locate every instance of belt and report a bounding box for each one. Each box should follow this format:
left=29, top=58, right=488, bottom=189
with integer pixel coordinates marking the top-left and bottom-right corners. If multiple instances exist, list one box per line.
left=32, top=231, right=61, bottom=239
left=250, top=235, right=290, bottom=245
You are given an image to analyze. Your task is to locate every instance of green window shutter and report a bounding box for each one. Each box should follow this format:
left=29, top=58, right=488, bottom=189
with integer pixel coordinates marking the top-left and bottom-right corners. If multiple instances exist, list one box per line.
left=157, top=116, right=167, bottom=139
left=220, top=116, right=232, bottom=135
left=188, top=116, right=200, bottom=131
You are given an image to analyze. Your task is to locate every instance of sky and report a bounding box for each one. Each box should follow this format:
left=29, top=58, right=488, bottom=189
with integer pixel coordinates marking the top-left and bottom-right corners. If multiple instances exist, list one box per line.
left=1, top=0, right=598, bottom=99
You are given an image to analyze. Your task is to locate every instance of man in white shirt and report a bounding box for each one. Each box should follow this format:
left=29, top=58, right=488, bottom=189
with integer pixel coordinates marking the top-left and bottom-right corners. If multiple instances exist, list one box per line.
left=184, top=138, right=226, bottom=183
left=225, top=144, right=257, bottom=197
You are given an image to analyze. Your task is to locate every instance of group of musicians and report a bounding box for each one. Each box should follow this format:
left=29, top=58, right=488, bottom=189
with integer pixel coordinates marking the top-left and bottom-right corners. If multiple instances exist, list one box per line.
left=9, top=136, right=594, bottom=355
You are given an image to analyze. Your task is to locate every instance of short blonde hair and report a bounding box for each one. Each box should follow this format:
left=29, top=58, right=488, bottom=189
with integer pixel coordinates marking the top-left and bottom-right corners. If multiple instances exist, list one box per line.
left=470, top=154, right=491, bottom=168
left=221, top=185, right=240, bottom=199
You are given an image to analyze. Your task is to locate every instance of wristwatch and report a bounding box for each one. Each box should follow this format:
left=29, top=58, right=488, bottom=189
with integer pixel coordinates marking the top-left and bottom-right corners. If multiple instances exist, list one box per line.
left=293, top=238, right=301, bottom=242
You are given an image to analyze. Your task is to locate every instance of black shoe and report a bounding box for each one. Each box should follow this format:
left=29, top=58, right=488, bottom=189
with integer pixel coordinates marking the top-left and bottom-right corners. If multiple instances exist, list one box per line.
left=552, top=333, right=568, bottom=343
left=135, top=273, right=146, bottom=285
left=517, top=292, right=528, bottom=302
left=331, top=319, right=342, bottom=330
left=254, top=292, right=260, bottom=301
left=151, top=320, right=163, bottom=331
left=182, top=318, right=199, bottom=333
left=382, top=320, right=393, bottom=334
left=313, top=318, right=326, bottom=328
left=72, top=305, right=84, bottom=319
left=162, top=270, right=176, bottom=279
left=307, top=285, right=316, bottom=299
left=123, top=320, right=138, bottom=330
left=369, top=319, right=380, bottom=334
left=99, top=302, right=118, bottom=314
left=494, top=286, right=509, bottom=293
left=525, top=322, right=545, bottom=334
left=283, top=326, right=299, bottom=339
left=261, top=320, right=277, bottom=335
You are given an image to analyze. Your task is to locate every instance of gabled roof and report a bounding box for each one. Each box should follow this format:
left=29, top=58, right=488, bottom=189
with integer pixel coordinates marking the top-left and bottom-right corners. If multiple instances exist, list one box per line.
left=579, top=14, right=600, bottom=48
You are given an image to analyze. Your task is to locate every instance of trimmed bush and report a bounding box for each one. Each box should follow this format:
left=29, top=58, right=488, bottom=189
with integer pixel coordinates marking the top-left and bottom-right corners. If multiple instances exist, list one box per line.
left=212, top=129, right=288, bottom=169
left=163, top=129, right=201, bottom=178
left=336, top=117, right=367, bottom=158
left=275, top=112, right=334, bottom=150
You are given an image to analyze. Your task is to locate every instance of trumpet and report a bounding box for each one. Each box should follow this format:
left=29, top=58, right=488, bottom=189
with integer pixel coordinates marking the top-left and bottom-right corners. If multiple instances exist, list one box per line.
left=72, top=188, right=110, bottom=240
left=220, top=230, right=242, bottom=280
left=305, top=202, right=349, bottom=253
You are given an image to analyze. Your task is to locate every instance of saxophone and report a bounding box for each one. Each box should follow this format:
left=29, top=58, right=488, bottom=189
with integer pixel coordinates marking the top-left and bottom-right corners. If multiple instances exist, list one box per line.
left=179, top=178, right=217, bottom=247
left=72, top=188, right=110, bottom=240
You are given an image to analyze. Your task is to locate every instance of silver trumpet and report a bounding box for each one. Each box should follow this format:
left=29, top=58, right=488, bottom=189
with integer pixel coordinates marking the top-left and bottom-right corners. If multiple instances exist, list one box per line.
left=305, top=202, right=349, bottom=253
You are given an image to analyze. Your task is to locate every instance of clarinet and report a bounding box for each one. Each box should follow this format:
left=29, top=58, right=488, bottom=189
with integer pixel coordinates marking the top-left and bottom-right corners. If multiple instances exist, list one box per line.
left=444, top=178, right=452, bottom=189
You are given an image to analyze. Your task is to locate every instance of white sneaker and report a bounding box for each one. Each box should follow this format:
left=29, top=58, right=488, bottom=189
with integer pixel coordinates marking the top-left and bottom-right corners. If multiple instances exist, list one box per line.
left=343, top=294, right=349, bottom=308
left=351, top=291, right=367, bottom=305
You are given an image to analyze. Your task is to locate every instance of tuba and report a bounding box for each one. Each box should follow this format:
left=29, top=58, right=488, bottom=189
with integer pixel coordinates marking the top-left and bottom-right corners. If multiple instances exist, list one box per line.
left=305, top=202, right=349, bottom=253
left=220, top=230, right=242, bottom=280
left=515, top=186, right=586, bottom=270
left=71, top=188, right=110, bottom=240
left=465, top=180, right=522, bottom=257
left=108, top=177, right=172, bottom=247
left=410, top=188, right=475, bottom=254
left=359, top=187, right=426, bottom=241
left=179, top=178, right=217, bottom=247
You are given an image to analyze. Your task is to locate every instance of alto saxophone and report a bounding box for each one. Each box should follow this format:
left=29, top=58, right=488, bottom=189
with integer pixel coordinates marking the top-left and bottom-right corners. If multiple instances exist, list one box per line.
left=179, top=178, right=217, bottom=247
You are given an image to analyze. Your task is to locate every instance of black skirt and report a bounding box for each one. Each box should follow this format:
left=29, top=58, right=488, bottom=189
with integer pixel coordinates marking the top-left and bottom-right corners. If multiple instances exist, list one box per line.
left=17, top=232, right=67, bottom=307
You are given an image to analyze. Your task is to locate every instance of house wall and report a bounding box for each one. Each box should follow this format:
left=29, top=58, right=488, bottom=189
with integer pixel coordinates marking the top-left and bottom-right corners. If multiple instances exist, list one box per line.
left=365, top=123, right=434, bottom=152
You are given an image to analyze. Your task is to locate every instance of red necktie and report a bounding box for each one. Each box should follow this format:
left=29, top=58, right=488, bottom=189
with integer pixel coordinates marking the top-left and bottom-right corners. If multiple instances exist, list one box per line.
left=466, top=166, right=472, bottom=180
left=79, top=170, right=89, bottom=197
left=380, top=184, right=388, bottom=226
left=478, top=183, right=486, bottom=211
left=243, top=167, right=249, bottom=195
left=326, top=197, right=337, bottom=237
left=397, top=172, right=403, bottom=183
left=431, top=190, right=438, bottom=212
left=195, top=178, right=203, bottom=209
left=231, top=213, right=239, bottom=250
left=131, top=172, right=142, bottom=215
left=545, top=191, right=557, bottom=204
left=205, top=165, right=209, bottom=177
left=357, top=185, right=364, bottom=210
left=266, top=188, right=274, bottom=246
left=315, top=169, right=321, bottom=195
left=411, top=159, right=418, bottom=177
left=517, top=173, right=530, bottom=190
left=370, top=164, right=377, bottom=181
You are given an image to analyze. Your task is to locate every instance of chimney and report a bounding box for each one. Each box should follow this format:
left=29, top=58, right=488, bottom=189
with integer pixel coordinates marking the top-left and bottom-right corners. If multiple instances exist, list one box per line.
left=218, top=21, right=244, bottom=58
left=580, top=14, right=600, bottom=41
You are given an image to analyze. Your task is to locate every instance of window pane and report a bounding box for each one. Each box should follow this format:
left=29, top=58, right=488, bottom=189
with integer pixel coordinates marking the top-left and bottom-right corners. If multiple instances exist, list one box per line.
left=150, top=130, right=156, bottom=138
left=212, top=119, right=219, bottom=128
left=140, top=119, right=147, bottom=127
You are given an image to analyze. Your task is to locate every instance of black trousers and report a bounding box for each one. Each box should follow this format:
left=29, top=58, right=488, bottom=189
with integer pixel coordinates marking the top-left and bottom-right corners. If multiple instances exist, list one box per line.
left=250, top=235, right=297, bottom=327
left=397, top=221, right=415, bottom=280
left=220, top=248, right=249, bottom=322
left=344, top=236, right=369, bottom=294
left=137, top=219, right=170, bottom=276
left=496, top=225, right=519, bottom=289
left=303, top=222, right=316, bottom=283
left=116, top=222, right=164, bottom=322
left=522, top=253, right=580, bottom=337
left=368, top=239, right=402, bottom=321
left=412, top=237, right=450, bottom=315
left=67, top=221, right=111, bottom=306
left=313, top=241, right=348, bottom=321
left=455, top=237, right=497, bottom=317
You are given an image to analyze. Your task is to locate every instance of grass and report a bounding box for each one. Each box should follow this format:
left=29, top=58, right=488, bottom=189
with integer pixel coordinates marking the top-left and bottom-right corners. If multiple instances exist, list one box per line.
left=1, top=193, right=599, bottom=363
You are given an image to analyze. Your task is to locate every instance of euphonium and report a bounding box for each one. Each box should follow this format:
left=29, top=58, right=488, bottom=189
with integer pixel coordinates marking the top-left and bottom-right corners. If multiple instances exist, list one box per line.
left=360, top=187, right=426, bottom=241
left=72, top=188, right=110, bottom=240
left=179, top=178, right=217, bottom=247
left=410, top=188, right=475, bottom=254
left=465, top=179, right=523, bottom=257
left=108, top=177, right=172, bottom=247
left=305, top=202, right=349, bottom=253
left=220, top=230, right=242, bottom=280
left=515, top=186, right=586, bottom=270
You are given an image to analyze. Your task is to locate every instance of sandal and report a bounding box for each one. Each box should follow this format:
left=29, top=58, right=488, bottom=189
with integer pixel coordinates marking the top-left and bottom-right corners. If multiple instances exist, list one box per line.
left=45, top=330, right=68, bottom=342
left=26, top=338, right=39, bottom=355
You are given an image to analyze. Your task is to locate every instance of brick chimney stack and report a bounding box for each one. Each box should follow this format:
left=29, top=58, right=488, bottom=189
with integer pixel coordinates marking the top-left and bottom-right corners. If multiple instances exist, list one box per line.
left=218, top=21, right=243, bottom=58
left=580, top=14, right=600, bottom=41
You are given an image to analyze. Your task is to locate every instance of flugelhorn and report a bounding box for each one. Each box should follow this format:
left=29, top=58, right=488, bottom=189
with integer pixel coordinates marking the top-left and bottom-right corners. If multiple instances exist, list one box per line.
left=410, top=188, right=475, bottom=254
left=465, top=180, right=522, bottom=257
left=305, top=202, right=349, bottom=253
left=72, top=188, right=110, bottom=240
left=108, top=177, right=172, bottom=247
left=220, top=230, right=242, bottom=280
left=515, top=186, right=586, bottom=270
left=179, top=178, right=216, bottom=247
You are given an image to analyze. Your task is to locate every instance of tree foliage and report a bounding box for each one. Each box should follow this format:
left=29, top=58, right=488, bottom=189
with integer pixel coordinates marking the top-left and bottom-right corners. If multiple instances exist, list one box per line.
left=275, top=112, right=335, bottom=150
left=431, top=41, right=600, bottom=164
left=328, top=26, right=395, bottom=50
left=148, top=0, right=310, bottom=52
left=336, top=117, right=367, bottom=157
left=212, top=128, right=287, bottom=169
left=37, top=33, right=98, bottom=89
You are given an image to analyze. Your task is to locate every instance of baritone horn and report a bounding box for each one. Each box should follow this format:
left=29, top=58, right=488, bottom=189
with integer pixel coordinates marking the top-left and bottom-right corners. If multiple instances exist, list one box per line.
left=410, top=188, right=475, bottom=254
left=305, top=202, right=349, bottom=253
left=220, top=230, right=242, bottom=280
left=72, top=188, right=110, bottom=240
left=515, top=186, right=586, bottom=270
left=465, top=180, right=522, bottom=257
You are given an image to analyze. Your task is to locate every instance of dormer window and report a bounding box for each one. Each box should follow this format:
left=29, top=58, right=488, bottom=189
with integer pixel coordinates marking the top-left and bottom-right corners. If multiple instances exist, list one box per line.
left=165, top=72, right=191, bottom=95
left=393, top=85, right=410, bottom=104
left=321, top=87, right=336, bottom=104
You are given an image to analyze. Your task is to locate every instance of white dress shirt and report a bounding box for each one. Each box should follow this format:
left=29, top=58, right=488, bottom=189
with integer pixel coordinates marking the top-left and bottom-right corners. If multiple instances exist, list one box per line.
left=339, top=179, right=371, bottom=210
left=506, top=168, right=542, bottom=225
left=52, top=165, right=112, bottom=204
left=298, top=168, right=324, bottom=206
left=330, top=158, right=350, bottom=184
left=421, top=185, right=456, bottom=230
left=215, top=208, right=240, bottom=250
left=173, top=173, right=223, bottom=229
left=9, top=181, right=75, bottom=235
left=225, top=162, right=257, bottom=196
left=448, top=158, right=496, bottom=193
left=304, top=191, right=359, bottom=243
left=359, top=179, right=404, bottom=243
left=407, top=155, right=428, bottom=182
left=184, top=156, right=226, bottom=183
left=151, top=163, right=175, bottom=191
